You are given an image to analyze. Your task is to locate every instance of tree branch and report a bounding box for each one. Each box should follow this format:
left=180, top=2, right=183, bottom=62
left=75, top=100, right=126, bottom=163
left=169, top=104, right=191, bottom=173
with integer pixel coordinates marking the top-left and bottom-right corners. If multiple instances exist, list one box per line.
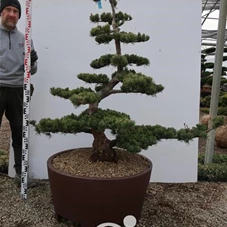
left=109, top=90, right=124, bottom=94
left=108, top=89, right=150, bottom=96
left=97, top=0, right=122, bottom=101
left=109, top=0, right=117, bottom=30
left=98, top=2, right=122, bottom=100
left=99, top=77, right=119, bottom=99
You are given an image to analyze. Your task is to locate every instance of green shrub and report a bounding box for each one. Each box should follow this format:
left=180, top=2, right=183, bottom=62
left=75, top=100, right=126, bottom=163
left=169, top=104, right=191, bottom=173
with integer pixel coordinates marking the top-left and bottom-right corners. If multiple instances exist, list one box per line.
left=198, top=163, right=227, bottom=182
left=198, top=153, right=227, bottom=164
left=198, top=153, right=227, bottom=182
left=200, top=106, right=227, bottom=115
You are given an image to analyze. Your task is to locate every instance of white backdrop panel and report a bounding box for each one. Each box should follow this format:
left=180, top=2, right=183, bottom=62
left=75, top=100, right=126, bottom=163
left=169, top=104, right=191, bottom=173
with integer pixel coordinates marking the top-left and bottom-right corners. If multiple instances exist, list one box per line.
left=8, top=0, right=202, bottom=182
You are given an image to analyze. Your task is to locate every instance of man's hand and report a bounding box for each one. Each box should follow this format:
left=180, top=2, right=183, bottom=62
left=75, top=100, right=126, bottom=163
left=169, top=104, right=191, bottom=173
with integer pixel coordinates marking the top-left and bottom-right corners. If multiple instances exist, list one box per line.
left=31, top=50, right=38, bottom=66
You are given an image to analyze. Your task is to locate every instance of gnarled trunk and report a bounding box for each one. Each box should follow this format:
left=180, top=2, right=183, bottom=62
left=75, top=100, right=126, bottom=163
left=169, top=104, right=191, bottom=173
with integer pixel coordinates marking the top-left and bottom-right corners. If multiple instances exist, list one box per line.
left=90, top=130, right=118, bottom=163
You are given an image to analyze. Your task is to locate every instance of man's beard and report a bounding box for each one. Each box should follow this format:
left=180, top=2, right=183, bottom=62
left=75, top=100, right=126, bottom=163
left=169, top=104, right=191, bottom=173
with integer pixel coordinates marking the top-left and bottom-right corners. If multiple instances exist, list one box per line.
left=3, top=19, right=16, bottom=29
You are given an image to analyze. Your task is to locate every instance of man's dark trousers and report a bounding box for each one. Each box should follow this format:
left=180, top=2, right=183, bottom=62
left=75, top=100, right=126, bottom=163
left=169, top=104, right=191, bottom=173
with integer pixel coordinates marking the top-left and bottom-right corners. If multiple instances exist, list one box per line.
left=0, top=87, right=23, bottom=174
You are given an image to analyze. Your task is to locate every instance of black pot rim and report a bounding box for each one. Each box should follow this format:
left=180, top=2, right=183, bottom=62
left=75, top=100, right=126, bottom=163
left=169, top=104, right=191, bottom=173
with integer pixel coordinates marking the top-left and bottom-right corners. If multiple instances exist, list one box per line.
left=47, top=147, right=152, bottom=181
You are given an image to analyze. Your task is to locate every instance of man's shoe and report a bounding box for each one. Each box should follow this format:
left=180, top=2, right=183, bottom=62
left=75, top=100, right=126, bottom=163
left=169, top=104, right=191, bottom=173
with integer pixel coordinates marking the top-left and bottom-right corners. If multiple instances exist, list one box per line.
left=14, top=174, right=38, bottom=188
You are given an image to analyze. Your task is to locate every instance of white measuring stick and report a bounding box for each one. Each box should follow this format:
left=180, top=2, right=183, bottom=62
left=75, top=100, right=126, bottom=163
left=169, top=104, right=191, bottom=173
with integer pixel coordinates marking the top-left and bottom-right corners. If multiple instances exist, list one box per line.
left=21, top=0, right=32, bottom=200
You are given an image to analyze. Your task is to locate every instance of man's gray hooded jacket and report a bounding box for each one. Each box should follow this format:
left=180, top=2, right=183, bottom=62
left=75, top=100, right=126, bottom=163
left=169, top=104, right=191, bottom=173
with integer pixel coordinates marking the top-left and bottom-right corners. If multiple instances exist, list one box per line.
left=0, top=23, right=37, bottom=87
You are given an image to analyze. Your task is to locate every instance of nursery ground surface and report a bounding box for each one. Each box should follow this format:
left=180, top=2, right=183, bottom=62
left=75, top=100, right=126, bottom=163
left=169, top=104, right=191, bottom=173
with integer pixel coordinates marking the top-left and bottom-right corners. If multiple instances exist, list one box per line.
left=0, top=174, right=227, bottom=227
left=1, top=114, right=227, bottom=226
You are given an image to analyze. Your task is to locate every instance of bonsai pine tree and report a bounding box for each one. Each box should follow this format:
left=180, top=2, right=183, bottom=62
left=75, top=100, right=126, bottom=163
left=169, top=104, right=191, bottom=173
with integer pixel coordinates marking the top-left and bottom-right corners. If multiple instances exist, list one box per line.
left=200, top=47, right=227, bottom=116
left=200, top=47, right=227, bottom=96
left=32, top=0, right=210, bottom=163
left=201, top=47, right=227, bottom=80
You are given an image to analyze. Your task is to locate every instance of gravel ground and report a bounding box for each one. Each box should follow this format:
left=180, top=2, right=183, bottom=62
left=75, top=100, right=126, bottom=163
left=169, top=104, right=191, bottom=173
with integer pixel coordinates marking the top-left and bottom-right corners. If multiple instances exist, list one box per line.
left=0, top=174, right=227, bottom=227
left=1, top=114, right=227, bottom=226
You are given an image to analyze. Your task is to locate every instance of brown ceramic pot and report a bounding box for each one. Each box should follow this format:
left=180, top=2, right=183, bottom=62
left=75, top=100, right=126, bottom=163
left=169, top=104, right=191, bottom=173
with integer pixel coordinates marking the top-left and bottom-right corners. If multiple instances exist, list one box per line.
left=47, top=148, right=152, bottom=227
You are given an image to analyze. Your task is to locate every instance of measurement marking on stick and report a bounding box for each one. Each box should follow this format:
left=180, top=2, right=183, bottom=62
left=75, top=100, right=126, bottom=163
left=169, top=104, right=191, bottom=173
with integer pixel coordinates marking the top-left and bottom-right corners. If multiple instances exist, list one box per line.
left=21, top=0, right=32, bottom=200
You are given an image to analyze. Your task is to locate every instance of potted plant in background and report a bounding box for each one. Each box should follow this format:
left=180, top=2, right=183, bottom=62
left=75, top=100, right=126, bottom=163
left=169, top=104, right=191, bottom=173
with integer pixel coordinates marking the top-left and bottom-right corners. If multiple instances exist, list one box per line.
left=31, top=0, right=214, bottom=226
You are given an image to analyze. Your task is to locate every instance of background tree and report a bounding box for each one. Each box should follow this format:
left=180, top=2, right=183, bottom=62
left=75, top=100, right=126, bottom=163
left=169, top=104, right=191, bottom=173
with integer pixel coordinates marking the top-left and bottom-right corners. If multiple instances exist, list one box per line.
left=200, top=47, right=227, bottom=116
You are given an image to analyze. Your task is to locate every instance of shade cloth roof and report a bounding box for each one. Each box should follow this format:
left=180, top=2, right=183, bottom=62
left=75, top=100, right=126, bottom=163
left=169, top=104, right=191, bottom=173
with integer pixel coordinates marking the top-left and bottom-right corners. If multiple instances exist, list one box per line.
left=202, top=0, right=227, bottom=46
left=202, top=0, right=220, bottom=11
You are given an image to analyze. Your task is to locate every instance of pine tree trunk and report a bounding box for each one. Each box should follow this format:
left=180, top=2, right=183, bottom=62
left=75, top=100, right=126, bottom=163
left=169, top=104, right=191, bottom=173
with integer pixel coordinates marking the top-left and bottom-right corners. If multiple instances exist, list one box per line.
left=89, top=2, right=120, bottom=163
left=90, top=130, right=118, bottom=163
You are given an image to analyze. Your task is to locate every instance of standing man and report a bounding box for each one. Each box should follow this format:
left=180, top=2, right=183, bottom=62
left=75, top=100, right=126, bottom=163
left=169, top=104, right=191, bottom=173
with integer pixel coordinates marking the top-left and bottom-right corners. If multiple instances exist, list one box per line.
left=0, top=0, right=38, bottom=186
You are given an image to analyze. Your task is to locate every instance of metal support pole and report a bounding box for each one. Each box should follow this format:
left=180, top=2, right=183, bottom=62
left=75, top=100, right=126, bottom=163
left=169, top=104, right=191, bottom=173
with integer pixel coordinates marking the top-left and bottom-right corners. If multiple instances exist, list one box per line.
left=205, top=0, right=227, bottom=164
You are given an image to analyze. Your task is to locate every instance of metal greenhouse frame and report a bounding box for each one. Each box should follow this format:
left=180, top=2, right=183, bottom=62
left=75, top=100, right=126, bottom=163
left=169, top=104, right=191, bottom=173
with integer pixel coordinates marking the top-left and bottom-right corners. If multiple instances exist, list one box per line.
left=201, top=0, right=227, bottom=163
left=202, top=0, right=227, bottom=47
